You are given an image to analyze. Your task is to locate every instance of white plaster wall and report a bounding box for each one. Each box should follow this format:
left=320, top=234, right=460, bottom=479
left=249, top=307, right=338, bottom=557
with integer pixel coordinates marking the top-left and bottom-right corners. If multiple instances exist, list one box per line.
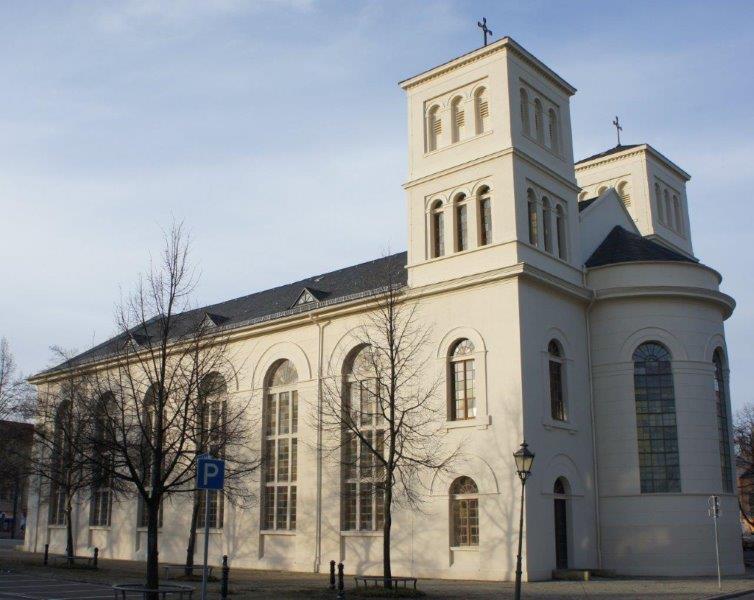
left=578, top=191, right=639, bottom=264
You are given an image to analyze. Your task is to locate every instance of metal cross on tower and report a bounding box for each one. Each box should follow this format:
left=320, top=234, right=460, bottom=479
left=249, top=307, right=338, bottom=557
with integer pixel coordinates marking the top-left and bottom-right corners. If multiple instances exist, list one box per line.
left=613, top=116, right=623, bottom=146
left=477, top=17, right=492, bottom=46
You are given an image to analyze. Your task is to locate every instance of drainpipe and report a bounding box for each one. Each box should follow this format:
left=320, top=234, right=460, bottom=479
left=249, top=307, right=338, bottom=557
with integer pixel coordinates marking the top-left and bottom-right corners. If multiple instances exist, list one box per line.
left=310, top=316, right=330, bottom=573
left=583, top=270, right=602, bottom=568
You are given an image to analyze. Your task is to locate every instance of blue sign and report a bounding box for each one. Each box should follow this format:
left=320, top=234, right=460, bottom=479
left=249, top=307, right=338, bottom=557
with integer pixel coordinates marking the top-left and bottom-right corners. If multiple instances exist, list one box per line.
left=197, top=455, right=225, bottom=490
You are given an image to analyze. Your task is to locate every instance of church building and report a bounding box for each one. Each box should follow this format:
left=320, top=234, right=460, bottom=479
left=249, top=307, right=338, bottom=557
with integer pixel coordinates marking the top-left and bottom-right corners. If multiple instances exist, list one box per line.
left=25, top=37, right=742, bottom=581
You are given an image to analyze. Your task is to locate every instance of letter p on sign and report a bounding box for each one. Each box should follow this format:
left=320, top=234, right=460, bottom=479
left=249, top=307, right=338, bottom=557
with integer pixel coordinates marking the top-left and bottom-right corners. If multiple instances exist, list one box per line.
left=197, top=455, right=225, bottom=490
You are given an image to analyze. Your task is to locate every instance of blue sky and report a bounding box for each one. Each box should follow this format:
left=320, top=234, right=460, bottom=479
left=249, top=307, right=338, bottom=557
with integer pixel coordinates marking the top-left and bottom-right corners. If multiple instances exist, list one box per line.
left=1, top=0, right=752, bottom=410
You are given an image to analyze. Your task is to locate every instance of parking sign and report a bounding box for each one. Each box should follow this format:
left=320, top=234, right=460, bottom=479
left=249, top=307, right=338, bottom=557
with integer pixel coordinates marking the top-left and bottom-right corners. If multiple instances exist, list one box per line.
left=196, top=455, right=225, bottom=490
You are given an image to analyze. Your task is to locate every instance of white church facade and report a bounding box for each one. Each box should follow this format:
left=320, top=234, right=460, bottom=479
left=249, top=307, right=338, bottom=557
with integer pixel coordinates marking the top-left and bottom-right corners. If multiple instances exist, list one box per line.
left=25, top=37, right=742, bottom=581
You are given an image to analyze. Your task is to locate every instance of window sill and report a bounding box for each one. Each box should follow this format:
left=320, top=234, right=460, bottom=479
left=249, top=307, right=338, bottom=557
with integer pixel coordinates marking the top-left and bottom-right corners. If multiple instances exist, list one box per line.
left=542, top=419, right=577, bottom=434
left=260, top=529, right=296, bottom=536
left=423, top=129, right=493, bottom=157
left=522, top=132, right=564, bottom=161
left=197, top=528, right=224, bottom=534
left=48, top=524, right=66, bottom=529
left=445, top=415, right=491, bottom=431
left=135, top=527, right=163, bottom=532
left=450, top=546, right=479, bottom=552
left=88, top=525, right=112, bottom=531
left=340, top=530, right=383, bottom=537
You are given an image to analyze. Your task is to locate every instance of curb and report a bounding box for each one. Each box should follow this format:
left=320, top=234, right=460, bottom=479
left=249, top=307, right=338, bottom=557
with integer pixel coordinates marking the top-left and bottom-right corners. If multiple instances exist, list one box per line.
left=705, top=588, right=754, bottom=600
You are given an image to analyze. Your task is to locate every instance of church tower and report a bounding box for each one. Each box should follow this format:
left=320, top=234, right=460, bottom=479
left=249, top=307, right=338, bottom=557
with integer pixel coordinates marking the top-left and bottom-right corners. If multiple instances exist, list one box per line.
left=400, top=37, right=582, bottom=290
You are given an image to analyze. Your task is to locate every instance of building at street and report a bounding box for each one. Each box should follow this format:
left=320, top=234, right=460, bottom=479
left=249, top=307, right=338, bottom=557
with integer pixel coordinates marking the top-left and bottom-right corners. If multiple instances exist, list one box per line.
left=24, top=37, right=741, bottom=580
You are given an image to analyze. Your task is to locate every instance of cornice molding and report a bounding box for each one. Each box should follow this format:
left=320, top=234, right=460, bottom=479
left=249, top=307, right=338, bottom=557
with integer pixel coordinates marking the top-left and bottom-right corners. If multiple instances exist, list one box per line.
left=593, top=285, right=735, bottom=319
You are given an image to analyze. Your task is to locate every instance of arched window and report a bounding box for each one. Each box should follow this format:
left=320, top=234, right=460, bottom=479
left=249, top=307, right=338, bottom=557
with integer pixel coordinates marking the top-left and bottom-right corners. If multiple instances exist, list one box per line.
left=89, top=394, right=113, bottom=527
left=633, top=342, right=680, bottom=493
left=342, top=346, right=384, bottom=532
left=597, top=185, right=607, bottom=196
left=534, top=99, right=544, bottom=144
left=450, top=96, right=464, bottom=143
left=542, top=197, right=553, bottom=253
left=449, top=339, right=475, bottom=421
left=655, top=183, right=664, bottom=223
left=520, top=88, right=530, bottom=135
left=578, top=191, right=588, bottom=201
left=196, top=373, right=227, bottom=529
left=527, top=188, right=538, bottom=246
left=548, top=108, right=559, bottom=153
left=478, top=186, right=492, bottom=246
left=262, top=360, right=299, bottom=531
left=455, top=194, right=469, bottom=252
left=673, top=195, right=683, bottom=234
left=136, top=384, right=164, bottom=529
left=617, top=181, right=631, bottom=207
left=664, top=189, right=674, bottom=230
left=431, top=201, right=444, bottom=258
left=427, top=105, right=441, bottom=152
left=474, top=87, right=489, bottom=135
left=713, top=349, right=733, bottom=493
left=49, top=400, right=71, bottom=526
left=553, top=477, right=569, bottom=569
left=556, top=205, right=567, bottom=260
left=450, top=476, right=479, bottom=547
left=548, top=341, right=566, bottom=421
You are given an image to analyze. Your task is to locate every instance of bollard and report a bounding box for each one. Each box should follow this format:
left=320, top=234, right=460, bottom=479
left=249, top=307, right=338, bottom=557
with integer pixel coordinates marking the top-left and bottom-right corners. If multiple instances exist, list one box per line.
left=93, top=547, right=98, bottom=568
left=43, top=543, right=49, bottom=566
left=221, top=555, right=229, bottom=600
left=329, top=560, right=336, bottom=590
left=337, top=562, right=345, bottom=600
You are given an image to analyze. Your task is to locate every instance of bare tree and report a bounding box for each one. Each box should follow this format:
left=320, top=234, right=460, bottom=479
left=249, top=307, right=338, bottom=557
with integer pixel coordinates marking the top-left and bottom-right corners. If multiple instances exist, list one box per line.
left=320, top=266, right=457, bottom=587
left=735, top=405, right=754, bottom=527
left=85, top=223, right=259, bottom=596
left=0, top=337, right=27, bottom=421
left=28, top=348, right=101, bottom=561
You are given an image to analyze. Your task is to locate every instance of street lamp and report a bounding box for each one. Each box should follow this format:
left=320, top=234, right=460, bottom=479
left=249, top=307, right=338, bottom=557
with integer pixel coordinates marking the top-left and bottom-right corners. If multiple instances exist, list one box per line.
left=513, top=441, right=535, bottom=600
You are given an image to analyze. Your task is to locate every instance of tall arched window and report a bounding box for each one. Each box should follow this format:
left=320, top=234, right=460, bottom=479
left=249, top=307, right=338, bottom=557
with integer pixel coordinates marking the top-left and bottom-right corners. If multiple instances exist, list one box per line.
left=655, top=183, right=664, bottom=223
left=548, top=341, right=566, bottom=421
left=556, top=205, right=567, bottom=260
left=89, top=394, right=113, bottom=527
left=633, top=342, right=681, bottom=493
left=713, top=349, right=733, bottom=493
left=342, top=346, right=384, bottom=532
left=664, top=189, right=674, bottom=230
left=262, top=360, right=299, bottom=531
left=548, top=108, right=559, bottom=153
left=427, top=105, right=440, bottom=152
left=520, top=88, right=530, bottom=135
left=673, top=195, right=683, bottom=234
left=474, top=87, right=489, bottom=134
left=542, top=197, right=553, bottom=253
left=534, top=99, right=544, bottom=144
left=455, top=194, right=469, bottom=252
left=617, top=181, right=631, bottom=207
left=137, top=384, right=163, bottom=529
left=450, top=476, right=479, bottom=547
left=449, top=339, right=475, bottom=421
left=578, top=191, right=588, bottom=201
left=527, top=188, right=538, bottom=246
left=597, top=186, right=607, bottom=196
left=196, top=373, right=227, bottom=529
left=431, top=201, right=444, bottom=258
left=478, top=186, right=492, bottom=246
left=49, top=400, right=71, bottom=526
left=450, top=96, right=464, bottom=143
left=553, top=477, right=569, bottom=569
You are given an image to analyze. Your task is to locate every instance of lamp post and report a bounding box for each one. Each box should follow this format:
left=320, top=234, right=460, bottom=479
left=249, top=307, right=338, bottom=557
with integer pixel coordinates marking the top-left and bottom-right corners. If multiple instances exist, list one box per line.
left=513, top=441, right=535, bottom=600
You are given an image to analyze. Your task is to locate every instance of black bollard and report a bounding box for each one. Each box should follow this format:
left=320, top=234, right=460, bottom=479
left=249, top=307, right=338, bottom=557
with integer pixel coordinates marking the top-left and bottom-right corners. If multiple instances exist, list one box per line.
left=43, top=543, right=49, bottom=566
left=93, top=547, right=98, bottom=569
left=329, top=560, right=336, bottom=590
left=221, top=555, right=229, bottom=600
left=337, top=562, right=345, bottom=600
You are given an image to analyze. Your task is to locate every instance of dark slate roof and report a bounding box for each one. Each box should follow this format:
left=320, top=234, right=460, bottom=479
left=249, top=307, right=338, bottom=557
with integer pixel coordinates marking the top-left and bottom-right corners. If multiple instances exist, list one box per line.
left=578, top=197, right=598, bottom=212
left=576, top=144, right=641, bottom=165
left=586, top=226, right=695, bottom=268
left=43, top=252, right=408, bottom=375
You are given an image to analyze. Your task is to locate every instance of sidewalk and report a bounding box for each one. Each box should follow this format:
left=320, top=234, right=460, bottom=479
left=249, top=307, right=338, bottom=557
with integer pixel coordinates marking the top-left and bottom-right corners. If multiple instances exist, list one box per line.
left=1, top=548, right=753, bottom=599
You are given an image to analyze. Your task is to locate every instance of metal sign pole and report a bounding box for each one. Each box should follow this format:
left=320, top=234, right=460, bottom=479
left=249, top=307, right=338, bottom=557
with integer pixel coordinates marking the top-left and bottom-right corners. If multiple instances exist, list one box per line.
left=201, top=488, right=210, bottom=600
left=708, top=495, right=722, bottom=591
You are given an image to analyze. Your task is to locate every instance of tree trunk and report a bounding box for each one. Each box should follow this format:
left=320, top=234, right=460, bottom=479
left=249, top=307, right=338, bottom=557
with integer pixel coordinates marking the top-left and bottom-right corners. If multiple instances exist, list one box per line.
left=185, top=491, right=200, bottom=576
left=10, top=477, right=19, bottom=540
left=382, top=483, right=392, bottom=588
left=65, top=501, right=74, bottom=564
left=145, top=497, right=160, bottom=600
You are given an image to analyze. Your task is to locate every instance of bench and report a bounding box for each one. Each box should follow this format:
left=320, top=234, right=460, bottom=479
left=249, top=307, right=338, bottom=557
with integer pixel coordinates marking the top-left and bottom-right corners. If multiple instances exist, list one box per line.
left=162, top=564, right=213, bottom=579
left=354, top=576, right=418, bottom=590
left=112, top=582, right=194, bottom=599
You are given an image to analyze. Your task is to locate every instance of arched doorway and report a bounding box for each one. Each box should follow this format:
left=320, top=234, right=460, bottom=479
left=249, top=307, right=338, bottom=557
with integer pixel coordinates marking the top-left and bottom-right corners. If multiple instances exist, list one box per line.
left=553, top=477, right=569, bottom=569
